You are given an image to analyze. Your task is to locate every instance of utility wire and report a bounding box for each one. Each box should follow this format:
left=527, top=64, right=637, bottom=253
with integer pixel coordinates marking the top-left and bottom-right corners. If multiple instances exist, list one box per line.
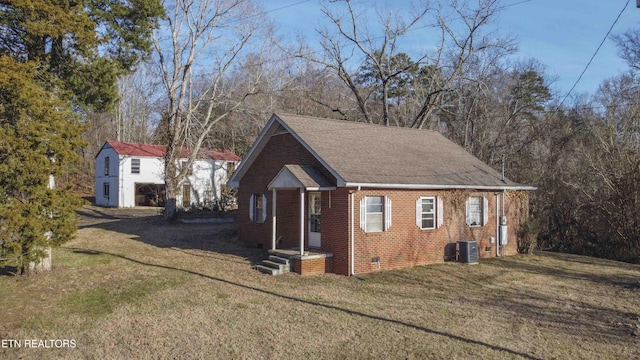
left=557, top=0, right=631, bottom=107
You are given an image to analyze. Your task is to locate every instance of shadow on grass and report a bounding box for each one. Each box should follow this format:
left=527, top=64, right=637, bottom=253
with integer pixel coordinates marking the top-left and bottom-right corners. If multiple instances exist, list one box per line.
left=75, top=206, right=263, bottom=266
left=66, top=246, right=542, bottom=360
left=426, top=256, right=640, bottom=341
left=359, top=258, right=640, bottom=343
left=491, top=252, right=640, bottom=289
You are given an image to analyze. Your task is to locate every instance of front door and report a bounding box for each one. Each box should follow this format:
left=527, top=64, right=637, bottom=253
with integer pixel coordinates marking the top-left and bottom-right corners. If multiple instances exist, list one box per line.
left=308, top=192, right=321, bottom=248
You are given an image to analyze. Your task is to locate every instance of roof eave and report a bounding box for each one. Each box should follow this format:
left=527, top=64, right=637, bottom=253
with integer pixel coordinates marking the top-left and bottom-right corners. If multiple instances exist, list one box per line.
left=343, top=182, right=536, bottom=191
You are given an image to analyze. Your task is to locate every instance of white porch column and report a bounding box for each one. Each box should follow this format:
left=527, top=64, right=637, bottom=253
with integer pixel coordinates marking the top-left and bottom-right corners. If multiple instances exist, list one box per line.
left=299, top=188, right=305, bottom=257
left=272, top=188, right=277, bottom=250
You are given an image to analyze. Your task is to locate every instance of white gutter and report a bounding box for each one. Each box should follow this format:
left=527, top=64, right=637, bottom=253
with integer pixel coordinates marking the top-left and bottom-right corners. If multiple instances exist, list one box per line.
left=344, top=182, right=536, bottom=191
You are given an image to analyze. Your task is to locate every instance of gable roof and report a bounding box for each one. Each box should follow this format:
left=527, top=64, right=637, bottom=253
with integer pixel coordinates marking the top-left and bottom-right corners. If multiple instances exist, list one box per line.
left=229, top=113, right=534, bottom=190
left=100, top=141, right=241, bottom=162
left=268, top=165, right=336, bottom=191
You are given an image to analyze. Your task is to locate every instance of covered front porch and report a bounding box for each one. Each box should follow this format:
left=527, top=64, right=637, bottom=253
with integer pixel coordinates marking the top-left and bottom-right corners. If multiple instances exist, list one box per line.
left=261, top=164, right=336, bottom=275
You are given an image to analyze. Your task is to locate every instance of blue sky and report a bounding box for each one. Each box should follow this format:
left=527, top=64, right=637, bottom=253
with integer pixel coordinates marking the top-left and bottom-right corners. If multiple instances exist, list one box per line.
left=263, top=0, right=639, bottom=99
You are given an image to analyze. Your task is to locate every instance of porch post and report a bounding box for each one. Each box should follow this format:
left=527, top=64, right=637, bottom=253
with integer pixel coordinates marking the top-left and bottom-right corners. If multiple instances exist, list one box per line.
left=272, top=188, right=277, bottom=250
left=299, top=187, right=305, bottom=257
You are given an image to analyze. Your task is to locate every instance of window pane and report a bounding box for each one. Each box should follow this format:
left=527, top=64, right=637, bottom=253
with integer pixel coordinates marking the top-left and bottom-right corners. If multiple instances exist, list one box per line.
left=422, top=216, right=434, bottom=229
left=367, top=213, right=383, bottom=232
left=422, top=198, right=434, bottom=212
left=253, top=193, right=265, bottom=223
left=131, top=159, right=140, bottom=174
left=366, top=196, right=383, bottom=213
left=468, top=196, right=483, bottom=226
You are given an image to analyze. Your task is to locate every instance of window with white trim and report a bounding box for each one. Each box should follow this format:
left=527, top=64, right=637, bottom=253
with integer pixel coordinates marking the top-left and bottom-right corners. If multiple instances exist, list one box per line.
left=360, top=196, right=392, bottom=232
left=249, top=193, right=267, bottom=223
left=418, top=197, right=436, bottom=229
left=466, top=196, right=488, bottom=227
left=416, top=196, right=444, bottom=230
left=131, top=158, right=140, bottom=174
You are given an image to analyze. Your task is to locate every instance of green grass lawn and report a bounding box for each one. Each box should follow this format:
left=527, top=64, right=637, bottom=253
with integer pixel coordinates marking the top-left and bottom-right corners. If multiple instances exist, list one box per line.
left=1, top=206, right=639, bottom=359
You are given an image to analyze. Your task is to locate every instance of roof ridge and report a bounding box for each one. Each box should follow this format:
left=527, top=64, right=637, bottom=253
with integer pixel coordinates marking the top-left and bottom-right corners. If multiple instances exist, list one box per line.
left=274, top=113, right=439, bottom=134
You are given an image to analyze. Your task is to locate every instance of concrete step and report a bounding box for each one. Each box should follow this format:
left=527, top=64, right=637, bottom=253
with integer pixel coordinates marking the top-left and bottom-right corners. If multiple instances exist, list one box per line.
left=262, top=260, right=289, bottom=272
left=255, top=264, right=282, bottom=276
left=268, top=255, right=290, bottom=265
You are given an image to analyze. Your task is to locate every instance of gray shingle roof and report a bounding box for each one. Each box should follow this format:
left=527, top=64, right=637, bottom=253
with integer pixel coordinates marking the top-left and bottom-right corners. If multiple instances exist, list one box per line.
left=275, top=113, right=530, bottom=189
left=268, top=165, right=336, bottom=190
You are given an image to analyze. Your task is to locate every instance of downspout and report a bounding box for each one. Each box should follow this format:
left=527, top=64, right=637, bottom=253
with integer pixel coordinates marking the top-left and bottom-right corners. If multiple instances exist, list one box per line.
left=495, top=193, right=500, bottom=257
left=350, top=186, right=360, bottom=276
left=350, top=191, right=354, bottom=276
left=501, top=189, right=506, bottom=254
left=120, top=157, right=124, bottom=207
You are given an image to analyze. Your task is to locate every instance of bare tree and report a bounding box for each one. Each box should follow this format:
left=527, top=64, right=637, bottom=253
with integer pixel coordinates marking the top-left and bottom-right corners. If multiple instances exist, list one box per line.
left=309, top=0, right=430, bottom=125
left=152, top=0, right=272, bottom=220
left=115, top=62, right=163, bottom=143
left=300, top=0, right=514, bottom=128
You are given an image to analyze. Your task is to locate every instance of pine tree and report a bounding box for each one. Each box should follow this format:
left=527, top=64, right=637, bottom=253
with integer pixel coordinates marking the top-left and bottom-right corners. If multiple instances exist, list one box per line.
left=0, top=0, right=164, bottom=273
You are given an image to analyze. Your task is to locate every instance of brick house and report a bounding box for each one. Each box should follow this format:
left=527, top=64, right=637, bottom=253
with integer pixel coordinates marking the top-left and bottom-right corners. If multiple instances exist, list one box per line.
left=228, top=114, right=534, bottom=276
left=95, top=141, right=240, bottom=208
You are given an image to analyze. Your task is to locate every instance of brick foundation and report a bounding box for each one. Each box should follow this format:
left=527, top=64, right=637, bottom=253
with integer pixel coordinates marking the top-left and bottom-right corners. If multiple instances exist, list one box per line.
left=293, top=255, right=333, bottom=276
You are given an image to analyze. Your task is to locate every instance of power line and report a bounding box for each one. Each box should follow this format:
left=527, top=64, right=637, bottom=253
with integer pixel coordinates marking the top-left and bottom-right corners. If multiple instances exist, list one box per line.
left=557, top=0, right=631, bottom=107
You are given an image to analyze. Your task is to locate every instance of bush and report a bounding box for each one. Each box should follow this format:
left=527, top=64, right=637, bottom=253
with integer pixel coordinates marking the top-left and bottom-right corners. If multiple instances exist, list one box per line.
left=517, top=216, right=540, bottom=254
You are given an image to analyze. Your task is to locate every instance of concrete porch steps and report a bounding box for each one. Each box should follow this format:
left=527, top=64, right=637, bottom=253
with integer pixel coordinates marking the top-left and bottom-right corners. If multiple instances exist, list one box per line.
left=255, top=255, right=291, bottom=276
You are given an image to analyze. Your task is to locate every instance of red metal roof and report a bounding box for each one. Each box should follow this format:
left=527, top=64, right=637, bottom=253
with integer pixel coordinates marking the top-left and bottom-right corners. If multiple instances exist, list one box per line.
left=107, top=141, right=166, bottom=157
left=105, top=141, right=241, bottom=161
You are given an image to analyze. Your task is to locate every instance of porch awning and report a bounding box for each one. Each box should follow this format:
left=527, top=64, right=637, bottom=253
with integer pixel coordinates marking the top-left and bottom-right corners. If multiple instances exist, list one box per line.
left=268, top=165, right=336, bottom=191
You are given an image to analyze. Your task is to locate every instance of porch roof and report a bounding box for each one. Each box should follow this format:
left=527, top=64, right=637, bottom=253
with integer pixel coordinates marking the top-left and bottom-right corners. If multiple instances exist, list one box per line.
left=268, top=165, right=336, bottom=191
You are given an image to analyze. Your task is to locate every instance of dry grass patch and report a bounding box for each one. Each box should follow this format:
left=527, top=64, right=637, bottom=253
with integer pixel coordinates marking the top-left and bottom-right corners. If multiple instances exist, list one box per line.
left=0, top=205, right=639, bottom=359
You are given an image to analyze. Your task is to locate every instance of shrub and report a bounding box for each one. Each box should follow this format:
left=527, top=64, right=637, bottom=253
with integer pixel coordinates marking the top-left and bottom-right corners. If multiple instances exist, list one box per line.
left=517, top=216, right=540, bottom=254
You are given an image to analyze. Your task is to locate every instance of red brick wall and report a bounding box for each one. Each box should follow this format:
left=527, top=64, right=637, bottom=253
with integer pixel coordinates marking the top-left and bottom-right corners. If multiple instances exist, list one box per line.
left=237, top=133, right=336, bottom=248
left=317, top=188, right=351, bottom=275
left=293, top=256, right=334, bottom=276
left=350, top=189, right=530, bottom=275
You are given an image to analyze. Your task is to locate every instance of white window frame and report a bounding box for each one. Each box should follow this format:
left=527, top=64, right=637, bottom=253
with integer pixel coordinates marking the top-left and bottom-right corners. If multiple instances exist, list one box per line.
left=249, top=193, right=267, bottom=224
left=131, top=158, right=140, bottom=174
left=360, top=196, right=392, bottom=233
left=466, top=196, right=489, bottom=227
left=416, top=197, right=444, bottom=230
left=417, top=197, right=436, bottom=230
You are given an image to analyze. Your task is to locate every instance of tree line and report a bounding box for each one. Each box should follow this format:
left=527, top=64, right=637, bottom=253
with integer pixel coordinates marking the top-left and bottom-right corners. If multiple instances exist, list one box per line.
left=2, top=0, right=639, bottom=272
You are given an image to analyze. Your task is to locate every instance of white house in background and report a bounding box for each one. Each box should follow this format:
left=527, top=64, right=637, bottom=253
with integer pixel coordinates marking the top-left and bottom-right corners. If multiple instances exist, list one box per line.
left=95, top=141, right=241, bottom=208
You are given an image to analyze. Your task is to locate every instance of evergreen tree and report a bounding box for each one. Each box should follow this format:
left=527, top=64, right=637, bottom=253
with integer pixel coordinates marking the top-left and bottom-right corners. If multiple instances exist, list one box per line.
left=0, top=0, right=164, bottom=273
